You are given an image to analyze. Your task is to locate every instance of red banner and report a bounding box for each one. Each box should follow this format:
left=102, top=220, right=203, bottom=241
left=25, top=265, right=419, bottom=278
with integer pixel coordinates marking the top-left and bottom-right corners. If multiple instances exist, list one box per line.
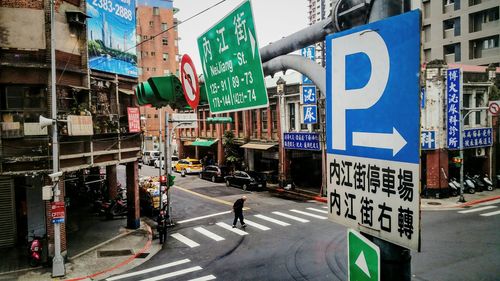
left=127, top=107, right=141, bottom=133
left=51, top=202, right=65, bottom=223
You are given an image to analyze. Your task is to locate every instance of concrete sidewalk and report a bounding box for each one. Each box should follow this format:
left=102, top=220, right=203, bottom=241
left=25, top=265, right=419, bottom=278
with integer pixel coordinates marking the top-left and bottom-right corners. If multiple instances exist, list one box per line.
left=2, top=220, right=161, bottom=281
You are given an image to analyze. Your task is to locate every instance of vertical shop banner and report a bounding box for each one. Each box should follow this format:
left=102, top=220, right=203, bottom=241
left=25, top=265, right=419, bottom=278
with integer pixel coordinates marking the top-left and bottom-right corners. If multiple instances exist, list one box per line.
left=87, top=0, right=138, bottom=77
left=301, top=46, right=315, bottom=84
left=421, top=131, right=437, bottom=150
left=446, top=68, right=461, bottom=149
left=127, top=107, right=140, bottom=132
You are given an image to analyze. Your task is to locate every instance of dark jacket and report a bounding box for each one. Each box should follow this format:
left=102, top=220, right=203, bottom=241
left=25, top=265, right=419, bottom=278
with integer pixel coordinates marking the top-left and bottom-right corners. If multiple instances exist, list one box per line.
left=157, top=214, right=167, bottom=230
left=233, top=198, right=244, bottom=213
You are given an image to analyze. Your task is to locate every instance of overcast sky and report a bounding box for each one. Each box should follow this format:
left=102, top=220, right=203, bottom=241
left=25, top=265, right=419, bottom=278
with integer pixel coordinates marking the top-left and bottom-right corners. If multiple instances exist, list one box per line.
left=174, top=0, right=308, bottom=71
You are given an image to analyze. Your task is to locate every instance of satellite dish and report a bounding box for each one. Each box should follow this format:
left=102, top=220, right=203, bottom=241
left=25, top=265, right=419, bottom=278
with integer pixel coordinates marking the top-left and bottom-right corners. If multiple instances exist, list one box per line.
left=39, top=115, right=54, bottom=129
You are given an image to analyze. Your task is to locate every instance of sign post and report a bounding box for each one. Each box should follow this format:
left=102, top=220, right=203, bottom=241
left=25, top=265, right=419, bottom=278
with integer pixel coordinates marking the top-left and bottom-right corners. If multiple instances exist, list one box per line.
left=197, top=0, right=268, bottom=114
left=326, top=11, right=421, bottom=281
left=348, top=229, right=380, bottom=281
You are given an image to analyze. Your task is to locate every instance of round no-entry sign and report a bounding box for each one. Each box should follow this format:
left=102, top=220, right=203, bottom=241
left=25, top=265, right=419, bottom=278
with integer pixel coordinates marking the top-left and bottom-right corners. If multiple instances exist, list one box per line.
left=488, top=101, right=500, bottom=115
left=180, top=54, right=200, bottom=110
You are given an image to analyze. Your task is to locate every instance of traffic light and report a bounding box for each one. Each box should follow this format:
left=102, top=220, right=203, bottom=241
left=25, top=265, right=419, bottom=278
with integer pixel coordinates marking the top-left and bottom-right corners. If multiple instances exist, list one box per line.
left=452, top=157, right=463, bottom=167
left=206, top=117, right=233, bottom=124
left=135, top=75, right=187, bottom=109
left=168, top=174, right=175, bottom=187
left=159, top=175, right=167, bottom=187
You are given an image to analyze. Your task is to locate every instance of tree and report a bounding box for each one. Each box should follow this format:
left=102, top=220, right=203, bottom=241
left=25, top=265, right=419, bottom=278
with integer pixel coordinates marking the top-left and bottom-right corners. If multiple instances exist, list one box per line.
left=223, top=130, right=241, bottom=171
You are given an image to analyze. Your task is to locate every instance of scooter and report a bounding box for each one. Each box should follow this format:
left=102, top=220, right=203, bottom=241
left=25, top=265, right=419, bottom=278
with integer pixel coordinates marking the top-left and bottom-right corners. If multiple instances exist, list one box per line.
left=482, top=174, right=494, bottom=191
left=28, top=232, right=43, bottom=267
left=464, top=174, right=476, bottom=194
left=449, top=178, right=460, bottom=196
left=471, top=174, right=486, bottom=192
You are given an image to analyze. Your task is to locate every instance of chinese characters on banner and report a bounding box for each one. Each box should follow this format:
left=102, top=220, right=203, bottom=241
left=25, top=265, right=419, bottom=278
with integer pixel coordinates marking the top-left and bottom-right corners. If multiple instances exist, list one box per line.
left=283, top=132, right=320, bottom=151
left=301, top=46, right=315, bottom=84
left=463, top=127, right=492, bottom=148
left=302, top=86, right=317, bottom=105
left=127, top=107, right=140, bottom=133
left=303, top=105, right=317, bottom=124
left=421, top=130, right=436, bottom=150
left=447, top=68, right=461, bottom=149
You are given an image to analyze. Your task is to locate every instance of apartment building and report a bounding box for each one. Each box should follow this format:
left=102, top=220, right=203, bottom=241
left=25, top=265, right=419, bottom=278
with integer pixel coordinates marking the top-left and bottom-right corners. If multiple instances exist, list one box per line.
left=422, top=0, right=499, bottom=66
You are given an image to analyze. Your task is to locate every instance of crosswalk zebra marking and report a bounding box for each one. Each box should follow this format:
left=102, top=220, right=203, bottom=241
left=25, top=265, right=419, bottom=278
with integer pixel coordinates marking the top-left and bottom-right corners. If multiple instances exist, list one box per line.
left=141, top=266, right=203, bottom=281
left=254, top=214, right=290, bottom=226
left=307, top=207, right=329, bottom=214
left=194, top=227, right=225, bottom=241
left=480, top=210, right=500, bottom=217
left=458, top=205, right=497, bottom=214
left=322, top=206, right=329, bottom=209
left=216, top=222, right=248, bottom=235
left=272, top=211, right=309, bottom=223
left=290, top=209, right=328, bottom=219
left=244, top=219, right=271, bottom=231
left=188, top=275, right=217, bottom=281
left=106, top=259, right=191, bottom=280
left=171, top=233, right=200, bottom=248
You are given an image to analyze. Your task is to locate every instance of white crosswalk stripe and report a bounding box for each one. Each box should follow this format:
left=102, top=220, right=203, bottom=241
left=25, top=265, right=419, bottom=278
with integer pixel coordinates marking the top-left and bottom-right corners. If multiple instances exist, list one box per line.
left=244, top=219, right=271, bottom=231
left=322, top=206, right=329, bottom=209
left=480, top=210, right=500, bottom=217
left=290, top=209, right=328, bottom=219
left=188, top=275, right=217, bottom=281
left=171, top=233, right=200, bottom=248
left=106, top=259, right=191, bottom=280
left=216, top=222, right=248, bottom=235
left=307, top=207, right=329, bottom=214
left=458, top=205, right=497, bottom=214
left=254, top=214, right=290, bottom=226
left=141, top=266, right=203, bottom=281
left=194, top=227, right=225, bottom=241
left=272, top=211, right=309, bottom=223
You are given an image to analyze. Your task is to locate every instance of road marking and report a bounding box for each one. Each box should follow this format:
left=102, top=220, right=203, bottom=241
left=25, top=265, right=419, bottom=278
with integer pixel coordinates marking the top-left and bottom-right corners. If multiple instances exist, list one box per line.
left=173, top=185, right=234, bottom=207
left=188, top=275, right=217, bottom=281
left=458, top=205, right=497, bottom=214
left=480, top=210, right=500, bottom=217
left=290, top=209, right=328, bottom=219
left=272, top=211, right=309, bottom=223
left=244, top=219, right=271, bottom=231
left=141, top=266, right=203, bottom=281
left=194, top=227, right=225, bottom=241
left=171, top=233, right=200, bottom=248
left=178, top=211, right=232, bottom=224
left=307, top=207, right=329, bottom=214
left=216, top=222, right=248, bottom=235
left=322, top=206, right=329, bottom=209
left=106, top=259, right=191, bottom=280
left=254, top=214, right=290, bottom=226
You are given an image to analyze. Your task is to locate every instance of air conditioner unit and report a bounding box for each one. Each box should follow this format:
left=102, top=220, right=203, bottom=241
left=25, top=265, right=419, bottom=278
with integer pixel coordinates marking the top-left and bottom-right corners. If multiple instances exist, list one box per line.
left=475, top=147, right=486, bottom=157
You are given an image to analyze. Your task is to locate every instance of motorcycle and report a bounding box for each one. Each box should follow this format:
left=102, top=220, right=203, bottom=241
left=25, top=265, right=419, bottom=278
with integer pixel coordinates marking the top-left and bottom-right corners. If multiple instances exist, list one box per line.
left=482, top=174, right=494, bottom=191
left=28, top=232, right=43, bottom=267
left=464, top=174, right=476, bottom=194
left=471, top=174, right=486, bottom=192
left=449, top=178, right=460, bottom=196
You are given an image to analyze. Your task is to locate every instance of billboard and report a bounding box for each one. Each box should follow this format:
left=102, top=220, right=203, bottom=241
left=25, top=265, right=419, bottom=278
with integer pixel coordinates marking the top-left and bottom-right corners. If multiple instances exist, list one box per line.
left=87, top=0, right=138, bottom=77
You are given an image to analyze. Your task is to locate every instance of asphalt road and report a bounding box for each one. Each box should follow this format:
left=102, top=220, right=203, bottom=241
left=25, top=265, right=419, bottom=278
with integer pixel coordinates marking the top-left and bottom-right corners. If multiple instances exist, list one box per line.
left=108, top=164, right=500, bottom=281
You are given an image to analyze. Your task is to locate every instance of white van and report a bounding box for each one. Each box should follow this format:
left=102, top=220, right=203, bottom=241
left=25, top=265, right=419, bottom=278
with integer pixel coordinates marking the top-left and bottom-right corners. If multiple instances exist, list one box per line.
left=154, top=155, right=179, bottom=170
left=142, top=151, right=160, bottom=166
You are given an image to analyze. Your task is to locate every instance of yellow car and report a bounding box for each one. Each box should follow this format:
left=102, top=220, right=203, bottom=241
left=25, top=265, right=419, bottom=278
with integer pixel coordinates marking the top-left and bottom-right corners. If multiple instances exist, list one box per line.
left=174, top=158, right=203, bottom=176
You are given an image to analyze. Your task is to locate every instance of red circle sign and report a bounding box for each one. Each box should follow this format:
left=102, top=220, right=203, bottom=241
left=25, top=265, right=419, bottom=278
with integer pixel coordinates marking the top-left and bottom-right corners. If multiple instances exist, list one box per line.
left=180, top=54, right=200, bottom=110
left=489, top=102, right=500, bottom=115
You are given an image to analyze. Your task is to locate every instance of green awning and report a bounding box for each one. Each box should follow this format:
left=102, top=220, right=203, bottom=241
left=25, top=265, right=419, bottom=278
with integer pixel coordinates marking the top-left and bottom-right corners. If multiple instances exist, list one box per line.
left=190, top=139, right=218, bottom=147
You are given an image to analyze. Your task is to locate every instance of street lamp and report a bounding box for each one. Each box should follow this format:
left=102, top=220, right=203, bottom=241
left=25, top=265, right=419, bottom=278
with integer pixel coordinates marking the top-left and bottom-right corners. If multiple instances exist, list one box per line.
left=276, top=77, right=286, bottom=186
left=458, top=107, right=489, bottom=203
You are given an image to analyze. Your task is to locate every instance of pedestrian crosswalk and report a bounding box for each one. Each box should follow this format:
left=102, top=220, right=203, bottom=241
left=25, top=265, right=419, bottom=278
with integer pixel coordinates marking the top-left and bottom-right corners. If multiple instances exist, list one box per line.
left=106, top=259, right=213, bottom=281
left=457, top=204, right=500, bottom=217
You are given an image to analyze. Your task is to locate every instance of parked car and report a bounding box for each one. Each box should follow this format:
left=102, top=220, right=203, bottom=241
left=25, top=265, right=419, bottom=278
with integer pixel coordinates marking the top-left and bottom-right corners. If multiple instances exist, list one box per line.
left=142, top=151, right=160, bottom=166
left=154, top=155, right=179, bottom=170
left=174, top=158, right=203, bottom=176
left=225, top=171, right=267, bottom=191
left=199, top=165, right=230, bottom=182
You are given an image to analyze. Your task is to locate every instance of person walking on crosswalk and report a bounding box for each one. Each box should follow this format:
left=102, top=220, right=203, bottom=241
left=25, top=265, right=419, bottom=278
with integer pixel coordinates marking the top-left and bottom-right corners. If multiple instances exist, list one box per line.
left=232, top=196, right=247, bottom=228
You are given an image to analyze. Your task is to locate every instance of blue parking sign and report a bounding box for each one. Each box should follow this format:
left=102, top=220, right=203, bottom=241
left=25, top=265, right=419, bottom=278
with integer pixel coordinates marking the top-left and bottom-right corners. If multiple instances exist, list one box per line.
left=303, top=105, right=317, bottom=124
left=302, top=86, right=317, bottom=105
left=325, top=11, right=421, bottom=251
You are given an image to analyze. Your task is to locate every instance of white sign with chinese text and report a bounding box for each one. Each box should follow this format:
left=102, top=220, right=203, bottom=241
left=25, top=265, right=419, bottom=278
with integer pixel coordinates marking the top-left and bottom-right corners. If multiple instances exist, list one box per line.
left=67, top=115, right=93, bottom=136
left=172, top=113, right=198, bottom=128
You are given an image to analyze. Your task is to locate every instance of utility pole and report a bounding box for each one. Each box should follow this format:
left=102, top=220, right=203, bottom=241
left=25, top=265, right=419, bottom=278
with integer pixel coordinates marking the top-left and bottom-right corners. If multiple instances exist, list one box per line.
left=158, top=109, right=163, bottom=210
left=50, top=0, right=65, bottom=277
left=276, top=77, right=287, bottom=187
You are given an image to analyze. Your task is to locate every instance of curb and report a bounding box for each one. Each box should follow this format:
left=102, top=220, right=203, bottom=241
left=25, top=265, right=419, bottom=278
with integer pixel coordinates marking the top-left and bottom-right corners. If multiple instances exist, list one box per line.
left=64, top=223, right=153, bottom=281
left=457, top=195, right=500, bottom=208
left=272, top=188, right=326, bottom=203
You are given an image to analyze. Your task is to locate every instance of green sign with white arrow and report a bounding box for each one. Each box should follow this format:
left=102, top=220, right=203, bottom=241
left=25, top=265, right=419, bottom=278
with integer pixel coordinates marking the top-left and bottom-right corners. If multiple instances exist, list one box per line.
left=348, top=229, right=380, bottom=281
left=197, top=0, right=269, bottom=114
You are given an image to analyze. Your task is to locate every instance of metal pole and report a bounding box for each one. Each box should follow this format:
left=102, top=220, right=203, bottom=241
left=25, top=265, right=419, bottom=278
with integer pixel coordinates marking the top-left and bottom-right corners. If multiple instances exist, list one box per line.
left=50, top=0, right=65, bottom=276
left=158, top=110, right=163, bottom=210
left=165, top=113, right=173, bottom=225
left=459, top=110, right=466, bottom=203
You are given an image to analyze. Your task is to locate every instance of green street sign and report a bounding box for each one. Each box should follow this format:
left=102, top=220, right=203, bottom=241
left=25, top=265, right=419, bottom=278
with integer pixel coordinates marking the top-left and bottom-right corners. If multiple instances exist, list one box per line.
left=197, top=0, right=269, bottom=114
left=348, top=229, right=380, bottom=281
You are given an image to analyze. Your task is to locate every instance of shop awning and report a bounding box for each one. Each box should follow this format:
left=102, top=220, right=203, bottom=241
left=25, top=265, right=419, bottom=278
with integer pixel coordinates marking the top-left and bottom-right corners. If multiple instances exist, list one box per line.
left=190, top=139, right=218, bottom=147
left=241, top=142, right=277, bottom=150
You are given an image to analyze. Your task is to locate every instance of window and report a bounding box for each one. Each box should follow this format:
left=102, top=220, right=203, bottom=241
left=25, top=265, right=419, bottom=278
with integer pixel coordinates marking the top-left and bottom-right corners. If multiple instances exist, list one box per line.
left=143, top=35, right=148, bottom=40
left=483, top=37, right=499, bottom=49
left=271, top=106, right=278, bottom=130
left=146, top=67, right=150, bottom=71
left=1, top=85, right=46, bottom=110
left=161, top=23, right=168, bottom=31
left=143, top=51, right=148, bottom=57
left=153, top=7, right=159, bottom=15
left=162, top=37, right=168, bottom=45
left=163, top=53, right=169, bottom=61
left=261, top=110, right=268, bottom=131
left=288, top=103, right=295, bottom=131
left=136, top=35, right=141, bottom=43
left=163, top=69, right=171, bottom=75
left=152, top=67, right=156, bottom=72
left=149, top=21, right=153, bottom=27
left=151, top=51, right=156, bottom=56
left=445, top=0, right=454, bottom=5
left=154, top=114, right=158, bottom=118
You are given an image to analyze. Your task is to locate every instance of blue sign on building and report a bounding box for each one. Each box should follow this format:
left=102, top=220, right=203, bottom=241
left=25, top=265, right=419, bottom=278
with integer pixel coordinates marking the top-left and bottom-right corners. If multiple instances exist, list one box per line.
left=283, top=132, right=320, bottom=151
left=303, top=105, right=317, bottom=124
left=302, top=86, right=317, bottom=105
left=446, top=68, right=461, bottom=149
left=301, top=46, right=315, bottom=85
left=52, top=218, right=65, bottom=224
left=463, top=127, right=492, bottom=148
left=421, top=130, right=436, bottom=150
